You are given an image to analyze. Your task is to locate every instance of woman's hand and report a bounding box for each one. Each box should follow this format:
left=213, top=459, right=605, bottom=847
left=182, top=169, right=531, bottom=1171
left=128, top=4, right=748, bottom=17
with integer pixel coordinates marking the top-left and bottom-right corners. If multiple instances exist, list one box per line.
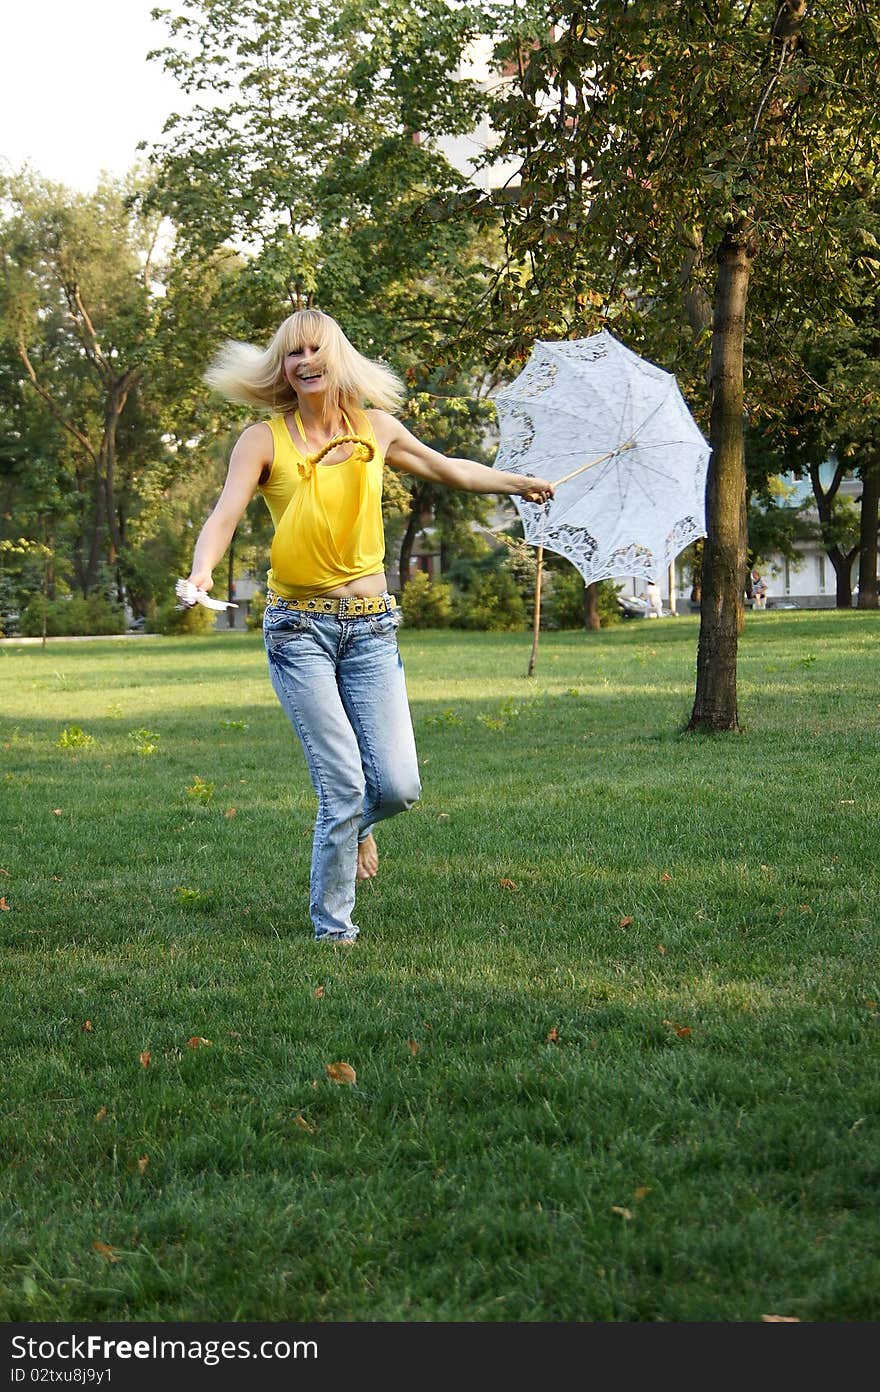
left=516, top=477, right=555, bottom=504
left=187, top=569, right=214, bottom=592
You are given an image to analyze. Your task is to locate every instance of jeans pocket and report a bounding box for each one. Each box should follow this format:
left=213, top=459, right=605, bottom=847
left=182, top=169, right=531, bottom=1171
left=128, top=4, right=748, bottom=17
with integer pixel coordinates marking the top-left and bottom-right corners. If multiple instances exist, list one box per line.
left=264, top=609, right=312, bottom=645
left=367, top=610, right=402, bottom=640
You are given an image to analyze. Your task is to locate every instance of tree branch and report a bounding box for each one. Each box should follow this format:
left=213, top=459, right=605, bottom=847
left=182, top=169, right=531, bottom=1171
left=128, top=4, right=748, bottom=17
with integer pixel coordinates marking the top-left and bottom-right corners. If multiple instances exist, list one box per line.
left=17, top=339, right=97, bottom=461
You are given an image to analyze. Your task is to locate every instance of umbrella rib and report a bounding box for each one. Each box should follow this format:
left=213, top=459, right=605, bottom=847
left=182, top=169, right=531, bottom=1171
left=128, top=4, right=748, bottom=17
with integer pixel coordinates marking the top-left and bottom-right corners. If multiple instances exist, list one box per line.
left=553, top=442, right=636, bottom=487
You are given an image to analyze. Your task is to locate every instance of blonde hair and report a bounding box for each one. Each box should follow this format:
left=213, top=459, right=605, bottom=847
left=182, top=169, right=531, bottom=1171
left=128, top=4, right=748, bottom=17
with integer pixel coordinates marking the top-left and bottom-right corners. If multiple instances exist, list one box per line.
left=204, top=309, right=405, bottom=416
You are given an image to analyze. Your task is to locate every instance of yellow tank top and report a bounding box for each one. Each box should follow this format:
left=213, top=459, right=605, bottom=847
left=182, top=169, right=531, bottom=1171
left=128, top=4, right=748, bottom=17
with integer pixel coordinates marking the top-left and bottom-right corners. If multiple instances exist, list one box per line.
left=258, top=409, right=386, bottom=599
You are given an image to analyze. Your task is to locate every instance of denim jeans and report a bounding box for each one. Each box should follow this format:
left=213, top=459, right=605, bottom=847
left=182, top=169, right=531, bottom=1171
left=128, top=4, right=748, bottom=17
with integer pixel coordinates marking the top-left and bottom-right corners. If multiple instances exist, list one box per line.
left=264, top=600, right=421, bottom=941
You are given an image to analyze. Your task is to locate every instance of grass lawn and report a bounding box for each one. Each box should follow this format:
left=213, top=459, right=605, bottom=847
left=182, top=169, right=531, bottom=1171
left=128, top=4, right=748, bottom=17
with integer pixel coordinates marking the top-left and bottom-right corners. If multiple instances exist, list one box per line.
left=1, top=610, right=879, bottom=1322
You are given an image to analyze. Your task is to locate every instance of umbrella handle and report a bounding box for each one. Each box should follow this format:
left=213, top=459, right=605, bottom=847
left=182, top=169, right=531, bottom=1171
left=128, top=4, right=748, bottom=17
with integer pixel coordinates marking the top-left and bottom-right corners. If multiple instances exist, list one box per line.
left=553, top=440, right=636, bottom=489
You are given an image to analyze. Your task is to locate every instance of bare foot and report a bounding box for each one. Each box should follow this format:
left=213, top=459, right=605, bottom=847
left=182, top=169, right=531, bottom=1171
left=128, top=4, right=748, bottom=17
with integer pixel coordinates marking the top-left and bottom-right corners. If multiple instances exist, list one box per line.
left=357, top=834, right=378, bottom=880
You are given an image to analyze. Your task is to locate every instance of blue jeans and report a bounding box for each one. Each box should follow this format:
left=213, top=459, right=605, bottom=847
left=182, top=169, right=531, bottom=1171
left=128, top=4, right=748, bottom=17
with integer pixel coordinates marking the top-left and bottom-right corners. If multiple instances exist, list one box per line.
left=264, top=600, right=421, bottom=941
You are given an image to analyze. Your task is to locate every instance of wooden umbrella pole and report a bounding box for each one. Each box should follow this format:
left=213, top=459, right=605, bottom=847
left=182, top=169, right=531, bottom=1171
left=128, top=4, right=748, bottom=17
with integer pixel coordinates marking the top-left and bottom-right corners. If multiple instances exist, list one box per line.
left=527, top=541, right=544, bottom=678
left=553, top=440, right=636, bottom=489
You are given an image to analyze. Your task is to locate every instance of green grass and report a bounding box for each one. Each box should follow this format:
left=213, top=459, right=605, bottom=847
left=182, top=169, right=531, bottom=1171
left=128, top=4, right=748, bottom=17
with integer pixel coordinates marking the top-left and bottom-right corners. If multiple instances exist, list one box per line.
left=1, top=611, right=879, bottom=1322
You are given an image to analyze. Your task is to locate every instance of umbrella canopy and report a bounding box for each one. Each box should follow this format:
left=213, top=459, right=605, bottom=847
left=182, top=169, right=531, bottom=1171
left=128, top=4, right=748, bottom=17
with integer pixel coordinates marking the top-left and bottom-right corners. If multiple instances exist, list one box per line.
left=492, top=330, right=709, bottom=584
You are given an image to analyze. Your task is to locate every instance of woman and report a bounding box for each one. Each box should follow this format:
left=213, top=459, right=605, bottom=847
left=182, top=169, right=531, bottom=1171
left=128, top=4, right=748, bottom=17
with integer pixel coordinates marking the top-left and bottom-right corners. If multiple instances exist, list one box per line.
left=187, top=309, right=554, bottom=943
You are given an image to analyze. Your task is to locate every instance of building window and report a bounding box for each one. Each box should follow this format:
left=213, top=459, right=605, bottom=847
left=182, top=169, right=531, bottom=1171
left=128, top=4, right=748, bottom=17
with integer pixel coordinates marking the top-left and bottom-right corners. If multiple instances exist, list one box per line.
left=818, top=553, right=826, bottom=593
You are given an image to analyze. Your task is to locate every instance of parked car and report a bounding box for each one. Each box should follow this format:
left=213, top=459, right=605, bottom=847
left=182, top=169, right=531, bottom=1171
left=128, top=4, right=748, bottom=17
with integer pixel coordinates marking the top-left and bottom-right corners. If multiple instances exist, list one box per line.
left=617, top=593, right=648, bottom=619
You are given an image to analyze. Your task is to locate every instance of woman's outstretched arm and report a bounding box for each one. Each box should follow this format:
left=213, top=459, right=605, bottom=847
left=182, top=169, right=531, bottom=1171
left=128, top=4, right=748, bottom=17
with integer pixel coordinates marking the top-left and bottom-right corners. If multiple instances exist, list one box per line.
left=373, top=412, right=554, bottom=504
left=187, top=423, right=273, bottom=590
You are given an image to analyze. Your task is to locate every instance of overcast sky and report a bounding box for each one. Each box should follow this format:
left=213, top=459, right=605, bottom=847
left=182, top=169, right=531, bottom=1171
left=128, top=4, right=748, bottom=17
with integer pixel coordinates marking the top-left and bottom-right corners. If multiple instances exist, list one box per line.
left=1, top=1, right=186, bottom=191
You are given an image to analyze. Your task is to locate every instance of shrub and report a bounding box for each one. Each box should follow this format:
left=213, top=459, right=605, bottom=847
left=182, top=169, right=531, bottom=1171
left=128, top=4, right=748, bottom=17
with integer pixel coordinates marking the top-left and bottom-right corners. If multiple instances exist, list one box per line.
left=20, top=594, right=125, bottom=637
left=594, top=579, right=624, bottom=628
left=452, top=570, right=527, bottom=631
left=545, top=568, right=587, bottom=629
left=245, top=590, right=266, bottom=631
left=149, top=597, right=217, bottom=635
left=401, top=571, right=453, bottom=628
left=544, top=571, right=622, bottom=629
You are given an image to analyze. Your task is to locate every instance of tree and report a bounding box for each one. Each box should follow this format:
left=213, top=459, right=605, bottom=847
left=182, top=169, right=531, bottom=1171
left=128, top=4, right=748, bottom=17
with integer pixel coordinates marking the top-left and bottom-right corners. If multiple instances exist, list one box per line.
left=474, top=1, right=880, bottom=728
left=0, top=172, right=247, bottom=613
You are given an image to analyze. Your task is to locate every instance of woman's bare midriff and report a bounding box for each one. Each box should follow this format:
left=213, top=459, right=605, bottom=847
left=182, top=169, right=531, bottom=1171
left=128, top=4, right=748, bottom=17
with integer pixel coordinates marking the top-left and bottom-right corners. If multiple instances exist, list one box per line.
left=321, top=571, right=390, bottom=599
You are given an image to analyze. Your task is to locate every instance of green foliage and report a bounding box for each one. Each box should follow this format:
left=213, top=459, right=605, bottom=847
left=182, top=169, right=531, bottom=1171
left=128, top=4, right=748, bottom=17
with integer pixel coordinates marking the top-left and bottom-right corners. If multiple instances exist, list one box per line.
left=55, top=726, right=95, bottom=750
left=401, top=571, right=453, bottom=628
left=185, top=775, right=214, bottom=804
left=452, top=569, right=527, bottom=631
left=545, top=569, right=584, bottom=629
left=594, top=580, right=624, bottom=629
left=128, top=729, right=160, bottom=757
left=244, top=591, right=266, bottom=632
left=19, top=594, right=125, bottom=637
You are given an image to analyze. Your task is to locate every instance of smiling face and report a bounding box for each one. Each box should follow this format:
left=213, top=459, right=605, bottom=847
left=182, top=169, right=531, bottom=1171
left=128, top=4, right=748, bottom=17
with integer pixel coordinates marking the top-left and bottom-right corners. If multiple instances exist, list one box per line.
left=284, top=343, right=326, bottom=402
left=275, top=309, right=344, bottom=410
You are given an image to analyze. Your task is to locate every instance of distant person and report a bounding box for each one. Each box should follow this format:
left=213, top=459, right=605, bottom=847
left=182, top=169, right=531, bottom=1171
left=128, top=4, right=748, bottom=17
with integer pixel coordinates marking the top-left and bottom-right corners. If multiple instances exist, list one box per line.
left=751, top=570, right=767, bottom=609
left=185, top=308, right=553, bottom=943
left=644, top=579, right=663, bottom=618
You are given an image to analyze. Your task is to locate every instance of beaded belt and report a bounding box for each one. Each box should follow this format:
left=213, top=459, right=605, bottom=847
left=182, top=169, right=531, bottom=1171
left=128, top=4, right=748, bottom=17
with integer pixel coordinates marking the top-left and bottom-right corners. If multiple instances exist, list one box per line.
left=266, top=590, right=396, bottom=619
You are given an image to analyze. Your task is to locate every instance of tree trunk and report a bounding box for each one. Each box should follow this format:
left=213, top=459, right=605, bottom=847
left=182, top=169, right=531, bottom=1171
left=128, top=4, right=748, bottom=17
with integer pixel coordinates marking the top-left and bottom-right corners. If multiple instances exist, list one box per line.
left=85, top=457, right=108, bottom=592
left=830, top=546, right=858, bottom=607
left=584, top=581, right=601, bottom=631
left=398, top=489, right=426, bottom=588
left=857, top=461, right=879, bottom=608
left=808, top=459, right=857, bottom=608
left=689, top=224, right=755, bottom=733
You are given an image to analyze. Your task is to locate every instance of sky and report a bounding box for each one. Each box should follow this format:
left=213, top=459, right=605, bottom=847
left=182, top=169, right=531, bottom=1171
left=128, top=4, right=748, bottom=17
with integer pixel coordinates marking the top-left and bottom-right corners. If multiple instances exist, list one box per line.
left=1, top=1, right=188, bottom=191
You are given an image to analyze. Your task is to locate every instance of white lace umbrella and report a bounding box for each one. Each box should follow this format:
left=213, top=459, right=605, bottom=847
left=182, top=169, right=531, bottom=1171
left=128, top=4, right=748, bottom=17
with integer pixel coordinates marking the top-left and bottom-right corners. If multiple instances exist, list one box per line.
left=492, top=330, right=709, bottom=586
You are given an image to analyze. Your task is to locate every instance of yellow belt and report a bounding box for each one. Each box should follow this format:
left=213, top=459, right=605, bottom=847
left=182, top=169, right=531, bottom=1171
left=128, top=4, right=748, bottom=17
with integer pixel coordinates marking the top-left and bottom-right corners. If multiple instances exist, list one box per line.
left=266, top=590, right=396, bottom=619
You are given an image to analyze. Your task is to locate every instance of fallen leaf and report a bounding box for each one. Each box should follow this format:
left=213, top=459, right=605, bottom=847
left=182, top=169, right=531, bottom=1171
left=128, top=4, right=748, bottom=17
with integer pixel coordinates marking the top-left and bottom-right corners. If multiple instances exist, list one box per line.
left=224, top=807, right=237, bottom=818
left=408, top=1039, right=420, bottom=1056
left=799, top=904, right=813, bottom=913
left=499, top=878, right=517, bottom=890
left=186, top=1036, right=212, bottom=1048
left=546, top=1027, right=559, bottom=1043
left=326, top=1061, right=357, bottom=1085
left=864, top=999, right=877, bottom=1011
left=633, top=1186, right=651, bottom=1201
left=611, top=1206, right=633, bottom=1220
left=139, top=1050, right=151, bottom=1068
left=0, top=868, right=8, bottom=875
left=437, top=812, right=449, bottom=820
left=52, top=809, right=63, bottom=815
left=0, top=897, right=9, bottom=911
left=660, top=872, right=671, bottom=883
left=662, top=1019, right=692, bottom=1038
left=761, top=1315, right=800, bottom=1322
left=95, top=1106, right=108, bottom=1122
left=314, top=986, right=325, bottom=1000
left=657, top=944, right=666, bottom=955
left=137, top=1156, right=149, bottom=1174
left=293, top=1114, right=316, bottom=1133
left=618, top=915, right=633, bottom=929
left=81, top=1020, right=93, bottom=1033
left=92, top=1241, right=119, bottom=1263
